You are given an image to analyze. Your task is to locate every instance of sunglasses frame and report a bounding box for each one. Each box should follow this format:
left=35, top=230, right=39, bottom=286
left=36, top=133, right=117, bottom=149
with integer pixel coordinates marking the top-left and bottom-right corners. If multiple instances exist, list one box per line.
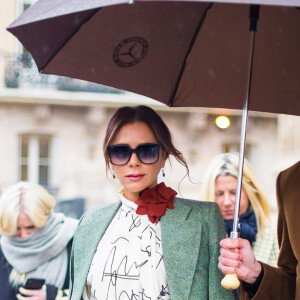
left=107, top=143, right=161, bottom=166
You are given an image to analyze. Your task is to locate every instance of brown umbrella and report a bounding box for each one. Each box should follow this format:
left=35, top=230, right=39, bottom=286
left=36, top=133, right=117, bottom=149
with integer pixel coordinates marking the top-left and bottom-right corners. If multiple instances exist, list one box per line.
left=6, top=1, right=300, bottom=115
left=7, top=0, right=300, bottom=289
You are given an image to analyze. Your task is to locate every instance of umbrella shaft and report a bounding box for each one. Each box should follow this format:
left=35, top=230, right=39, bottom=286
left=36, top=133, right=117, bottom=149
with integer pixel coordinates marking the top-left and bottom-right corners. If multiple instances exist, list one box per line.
left=231, top=6, right=259, bottom=237
left=231, top=99, right=248, bottom=237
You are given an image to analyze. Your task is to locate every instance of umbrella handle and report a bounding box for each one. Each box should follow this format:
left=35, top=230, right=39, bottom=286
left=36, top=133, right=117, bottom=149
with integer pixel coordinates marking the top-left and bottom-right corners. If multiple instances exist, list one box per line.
left=221, top=231, right=240, bottom=290
left=221, top=273, right=240, bottom=290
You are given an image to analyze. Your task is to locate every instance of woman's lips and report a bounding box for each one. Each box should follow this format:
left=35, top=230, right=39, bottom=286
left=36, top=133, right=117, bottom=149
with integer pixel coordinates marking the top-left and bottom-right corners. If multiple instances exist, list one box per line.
left=223, top=210, right=234, bottom=216
left=126, top=174, right=145, bottom=181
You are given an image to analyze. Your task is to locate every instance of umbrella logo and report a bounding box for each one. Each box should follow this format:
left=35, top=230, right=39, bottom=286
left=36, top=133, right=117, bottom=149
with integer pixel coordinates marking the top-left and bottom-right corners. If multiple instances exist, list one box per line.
left=113, top=37, right=148, bottom=68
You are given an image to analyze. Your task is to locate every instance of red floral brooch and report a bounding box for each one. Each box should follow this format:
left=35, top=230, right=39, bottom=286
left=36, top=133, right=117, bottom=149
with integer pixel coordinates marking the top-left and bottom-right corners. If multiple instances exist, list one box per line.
left=135, top=182, right=177, bottom=223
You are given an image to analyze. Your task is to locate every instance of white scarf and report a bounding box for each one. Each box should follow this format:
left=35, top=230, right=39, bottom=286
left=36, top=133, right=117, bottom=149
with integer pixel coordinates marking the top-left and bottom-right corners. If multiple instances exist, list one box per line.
left=84, top=195, right=171, bottom=299
left=1, top=212, right=78, bottom=289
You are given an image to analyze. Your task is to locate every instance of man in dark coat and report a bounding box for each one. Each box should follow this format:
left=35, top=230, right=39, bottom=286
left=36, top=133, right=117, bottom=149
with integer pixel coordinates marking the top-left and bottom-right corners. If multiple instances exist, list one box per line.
left=219, top=160, right=300, bottom=299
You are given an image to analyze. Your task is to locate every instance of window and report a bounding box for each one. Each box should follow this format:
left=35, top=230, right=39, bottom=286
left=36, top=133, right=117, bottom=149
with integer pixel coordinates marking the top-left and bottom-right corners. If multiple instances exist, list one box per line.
left=222, top=143, right=252, bottom=161
left=19, top=0, right=38, bottom=12
left=221, top=142, right=260, bottom=172
left=19, top=134, right=52, bottom=188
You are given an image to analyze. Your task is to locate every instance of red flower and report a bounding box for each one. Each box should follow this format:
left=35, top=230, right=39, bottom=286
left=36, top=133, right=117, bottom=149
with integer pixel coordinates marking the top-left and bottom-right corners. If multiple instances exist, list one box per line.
left=135, top=182, right=177, bottom=223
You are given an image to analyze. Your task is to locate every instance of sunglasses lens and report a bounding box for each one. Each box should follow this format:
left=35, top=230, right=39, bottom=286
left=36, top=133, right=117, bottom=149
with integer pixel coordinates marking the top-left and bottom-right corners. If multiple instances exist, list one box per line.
left=108, top=145, right=131, bottom=166
left=137, top=144, right=160, bottom=164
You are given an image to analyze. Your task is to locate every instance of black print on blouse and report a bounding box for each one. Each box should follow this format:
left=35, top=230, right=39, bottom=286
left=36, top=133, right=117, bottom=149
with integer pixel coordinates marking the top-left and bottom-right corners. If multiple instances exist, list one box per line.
left=102, top=246, right=151, bottom=299
left=111, top=237, right=129, bottom=244
left=139, top=289, right=152, bottom=300
left=159, top=284, right=171, bottom=299
left=156, top=255, right=163, bottom=270
left=100, top=206, right=169, bottom=299
left=149, top=226, right=158, bottom=240
left=155, top=236, right=163, bottom=269
left=141, top=245, right=152, bottom=257
left=129, top=215, right=141, bottom=232
left=118, top=290, right=140, bottom=300
left=142, top=224, right=150, bottom=234
left=119, top=207, right=131, bottom=218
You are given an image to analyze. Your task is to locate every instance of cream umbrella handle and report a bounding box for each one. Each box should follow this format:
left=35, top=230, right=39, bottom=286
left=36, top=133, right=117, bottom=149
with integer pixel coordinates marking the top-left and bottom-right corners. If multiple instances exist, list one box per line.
left=221, top=231, right=241, bottom=290
left=221, top=273, right=240, bottom=290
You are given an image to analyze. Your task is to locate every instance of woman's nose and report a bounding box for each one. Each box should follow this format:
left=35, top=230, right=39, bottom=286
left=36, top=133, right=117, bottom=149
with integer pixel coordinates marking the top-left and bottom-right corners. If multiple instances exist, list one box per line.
left=223, top=193, right=234, bottom=206
left=128, top=152, right=140, bottom=166
left=19, top=230, right=30, bottom=239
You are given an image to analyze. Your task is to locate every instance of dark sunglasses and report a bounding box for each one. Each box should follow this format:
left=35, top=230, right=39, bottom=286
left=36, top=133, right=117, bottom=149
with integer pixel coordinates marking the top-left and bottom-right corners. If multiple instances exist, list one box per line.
left=107, top=143, right=160, bottom=166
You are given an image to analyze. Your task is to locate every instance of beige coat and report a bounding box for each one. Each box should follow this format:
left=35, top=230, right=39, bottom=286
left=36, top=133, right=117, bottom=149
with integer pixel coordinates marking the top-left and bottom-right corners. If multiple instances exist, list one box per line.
left=241, top=160, right=300, bottom=299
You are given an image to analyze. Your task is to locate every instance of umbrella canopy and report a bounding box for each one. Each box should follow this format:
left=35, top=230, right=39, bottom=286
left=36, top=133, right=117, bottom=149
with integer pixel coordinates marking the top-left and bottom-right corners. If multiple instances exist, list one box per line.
left=7, top=0, right=300, bottom=116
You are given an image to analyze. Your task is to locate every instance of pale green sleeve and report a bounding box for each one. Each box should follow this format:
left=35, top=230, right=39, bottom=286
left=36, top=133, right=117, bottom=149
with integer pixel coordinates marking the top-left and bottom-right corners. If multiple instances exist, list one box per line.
left=208, top=203, right=237, bottom=299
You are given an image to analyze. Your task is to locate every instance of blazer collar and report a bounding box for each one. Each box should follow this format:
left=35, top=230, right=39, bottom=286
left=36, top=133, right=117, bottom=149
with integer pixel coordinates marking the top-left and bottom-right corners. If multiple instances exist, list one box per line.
left=72, top=200, right=121, bottom=299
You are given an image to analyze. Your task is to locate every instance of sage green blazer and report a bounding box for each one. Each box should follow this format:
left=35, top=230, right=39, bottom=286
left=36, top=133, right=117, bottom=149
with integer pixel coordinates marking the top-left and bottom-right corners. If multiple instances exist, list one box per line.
left=69, top=198, right=236, bottom=299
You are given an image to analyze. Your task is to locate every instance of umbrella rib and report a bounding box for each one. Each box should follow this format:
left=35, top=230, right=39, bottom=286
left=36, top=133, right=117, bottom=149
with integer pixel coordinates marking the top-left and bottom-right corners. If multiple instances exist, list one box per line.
left=168, top=3, right=212, bottom=107
left=40, top=8, right=99, bottom=72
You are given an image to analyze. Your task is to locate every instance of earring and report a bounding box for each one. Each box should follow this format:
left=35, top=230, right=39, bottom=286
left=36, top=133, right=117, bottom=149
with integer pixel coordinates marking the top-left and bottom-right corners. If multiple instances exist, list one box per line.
left=162, top=168, right=165, bottom=177
left=111, top=169, right=116, bottom=179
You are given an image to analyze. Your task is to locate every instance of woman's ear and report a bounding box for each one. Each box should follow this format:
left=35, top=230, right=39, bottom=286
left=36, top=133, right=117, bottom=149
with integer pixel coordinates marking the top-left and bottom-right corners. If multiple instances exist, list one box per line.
left=162, top=150, right=169, bottom=161
left=162, top=154, right=167, bottom=167
left=109, top=166, right=116, bottom=179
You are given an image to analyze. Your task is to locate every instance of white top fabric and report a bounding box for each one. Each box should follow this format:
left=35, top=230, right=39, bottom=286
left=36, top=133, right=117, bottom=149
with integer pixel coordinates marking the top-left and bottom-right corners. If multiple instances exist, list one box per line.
left=83, top=194, right=171, bottom=299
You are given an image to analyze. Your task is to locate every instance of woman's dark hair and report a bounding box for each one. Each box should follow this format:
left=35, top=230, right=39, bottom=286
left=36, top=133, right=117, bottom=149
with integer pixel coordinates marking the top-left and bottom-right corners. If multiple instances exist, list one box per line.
left=103, top=105, right=189, bottom=177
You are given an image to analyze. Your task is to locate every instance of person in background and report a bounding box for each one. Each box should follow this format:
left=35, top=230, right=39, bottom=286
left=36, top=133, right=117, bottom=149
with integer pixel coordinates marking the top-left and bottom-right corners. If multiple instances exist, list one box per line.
left=0, top=181, right=78, bottom=300
left=201, top=153, right=278, bottom=266
left=218, top=160, right=300, bottom=299
left=69, top=105, right=236, bottom=300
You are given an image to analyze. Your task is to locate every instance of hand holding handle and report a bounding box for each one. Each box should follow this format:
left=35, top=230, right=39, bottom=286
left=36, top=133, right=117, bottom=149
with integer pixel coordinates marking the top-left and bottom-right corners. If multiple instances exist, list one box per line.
left=221, top=230, right=240, bottom=290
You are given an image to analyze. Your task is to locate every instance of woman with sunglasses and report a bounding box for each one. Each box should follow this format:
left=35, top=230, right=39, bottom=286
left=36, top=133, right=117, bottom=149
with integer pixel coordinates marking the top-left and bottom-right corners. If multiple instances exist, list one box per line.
left=69, top=105, right=236, bottom=300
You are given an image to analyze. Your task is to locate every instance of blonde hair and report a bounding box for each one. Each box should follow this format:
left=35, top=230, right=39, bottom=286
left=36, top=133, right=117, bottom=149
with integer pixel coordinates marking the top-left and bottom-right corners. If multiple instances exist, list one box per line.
left=0, top=181, right=55, bottom=236
left=201, top=153, right=270, bottom=231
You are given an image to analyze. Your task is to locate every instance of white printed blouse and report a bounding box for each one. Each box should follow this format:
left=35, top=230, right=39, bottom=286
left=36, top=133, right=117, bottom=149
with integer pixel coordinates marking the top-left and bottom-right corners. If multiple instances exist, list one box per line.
left=83, top=194, right=171, bottom=299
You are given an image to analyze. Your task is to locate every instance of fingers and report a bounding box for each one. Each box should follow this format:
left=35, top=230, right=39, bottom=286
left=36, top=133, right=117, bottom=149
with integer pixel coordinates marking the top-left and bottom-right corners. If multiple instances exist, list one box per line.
left=220, top=247, right=241, bottom=261
left=220, top=237, right=251, bottom=250
left=219, top=253, right=240, bottom=268
left=18, top=287, right=32, bottom=297
left=219, top=238, right=244, bottom=275
left=218, top=256, right=240, bottom=275
left=16, top=292, right=30, bottom=300
left=220, top=238, right=238, bottom=250
left=219, top=247, right=241, bottom=272
left=17, top=286, right=46, bottom=300
left=218, top=260, right=236, bottom=274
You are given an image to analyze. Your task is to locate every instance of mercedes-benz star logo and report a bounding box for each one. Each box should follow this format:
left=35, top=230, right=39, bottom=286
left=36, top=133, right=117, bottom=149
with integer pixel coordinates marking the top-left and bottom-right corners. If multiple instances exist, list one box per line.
left=113, top=37, right=148, bottom=68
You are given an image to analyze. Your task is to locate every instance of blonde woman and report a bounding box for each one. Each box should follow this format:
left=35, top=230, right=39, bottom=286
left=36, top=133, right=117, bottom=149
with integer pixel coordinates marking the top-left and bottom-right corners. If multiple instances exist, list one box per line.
left=0, top=181, right=78, bottom=300
left=201, top=153, right=278, bottom=266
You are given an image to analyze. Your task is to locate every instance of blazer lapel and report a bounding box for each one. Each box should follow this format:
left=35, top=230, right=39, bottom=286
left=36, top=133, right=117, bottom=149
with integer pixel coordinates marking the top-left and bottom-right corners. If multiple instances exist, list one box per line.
left=161, top=199, right=202, bottom=300
left=72, top=201, right=121, bottom=299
